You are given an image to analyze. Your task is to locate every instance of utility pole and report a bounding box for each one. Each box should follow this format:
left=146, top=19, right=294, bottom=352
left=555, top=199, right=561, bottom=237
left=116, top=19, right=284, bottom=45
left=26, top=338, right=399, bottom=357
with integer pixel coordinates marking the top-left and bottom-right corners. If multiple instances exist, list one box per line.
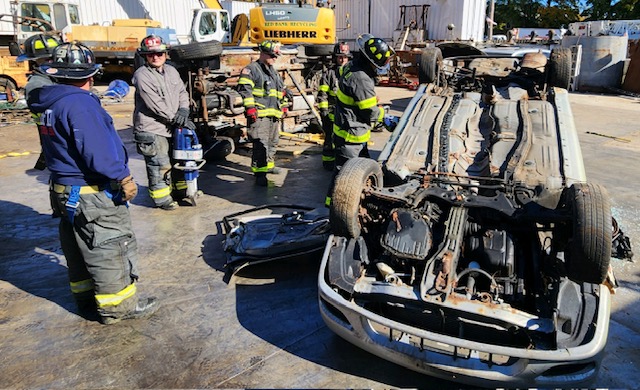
left=488, top=0, right=495, bottom=41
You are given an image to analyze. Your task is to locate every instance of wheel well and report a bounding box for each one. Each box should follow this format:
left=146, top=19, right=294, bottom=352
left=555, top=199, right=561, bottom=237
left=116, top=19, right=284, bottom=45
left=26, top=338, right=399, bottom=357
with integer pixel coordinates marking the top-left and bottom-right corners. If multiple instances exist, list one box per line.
left=0, top=75, right=20, bottom=90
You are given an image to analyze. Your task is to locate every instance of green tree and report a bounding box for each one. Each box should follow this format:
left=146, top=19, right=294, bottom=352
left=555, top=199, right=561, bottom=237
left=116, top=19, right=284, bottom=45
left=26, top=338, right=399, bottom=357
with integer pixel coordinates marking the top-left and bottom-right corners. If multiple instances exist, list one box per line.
left=584, top=0, right=613, bottom=19
left=539, top=5, right=582, bottom=27
left=494, top=0, right=543, bottom=29
left=610, top=0, right=640, bottom=18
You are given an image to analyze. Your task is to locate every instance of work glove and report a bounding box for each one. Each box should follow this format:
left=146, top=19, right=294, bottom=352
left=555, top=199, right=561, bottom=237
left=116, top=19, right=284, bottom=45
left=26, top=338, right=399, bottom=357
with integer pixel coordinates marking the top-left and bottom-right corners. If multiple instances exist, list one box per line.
left=184, top=119, right=196, bottom=130
left=173, top=108, right=190, bottom=128
left=281, top=106, right=288, bottom=118
left=119, top=175, right=138, bottom=202
left=245, top=107, right=258, bottom=125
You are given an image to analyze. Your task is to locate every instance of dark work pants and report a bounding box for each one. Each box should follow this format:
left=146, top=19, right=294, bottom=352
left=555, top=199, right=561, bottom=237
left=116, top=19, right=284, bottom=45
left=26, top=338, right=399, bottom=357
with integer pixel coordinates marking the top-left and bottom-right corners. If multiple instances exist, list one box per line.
left=50, top=188, right=139, bottom=320
left=248, top=117, right=279, bottom=175
left=134, top=131, right=186, bottom=206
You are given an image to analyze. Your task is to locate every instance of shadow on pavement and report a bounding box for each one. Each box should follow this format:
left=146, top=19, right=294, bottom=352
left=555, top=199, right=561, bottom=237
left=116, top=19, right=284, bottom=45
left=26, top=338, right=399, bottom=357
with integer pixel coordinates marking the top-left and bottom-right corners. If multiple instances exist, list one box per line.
left=0, top=200, right=87, bottom=318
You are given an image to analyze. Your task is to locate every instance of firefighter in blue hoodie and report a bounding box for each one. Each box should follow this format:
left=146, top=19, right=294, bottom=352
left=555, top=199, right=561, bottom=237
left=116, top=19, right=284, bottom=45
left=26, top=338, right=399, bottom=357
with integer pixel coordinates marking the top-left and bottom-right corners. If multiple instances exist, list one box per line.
left=30, top=42, right=159, bottom=325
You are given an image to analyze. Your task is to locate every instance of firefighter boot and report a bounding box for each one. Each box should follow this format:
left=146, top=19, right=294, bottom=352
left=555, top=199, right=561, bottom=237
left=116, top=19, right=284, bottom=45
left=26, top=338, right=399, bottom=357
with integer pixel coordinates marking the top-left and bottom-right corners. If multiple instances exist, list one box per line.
left=100, top=297, right=160, bottom=325
left=255, top=172, right=268, bottom=187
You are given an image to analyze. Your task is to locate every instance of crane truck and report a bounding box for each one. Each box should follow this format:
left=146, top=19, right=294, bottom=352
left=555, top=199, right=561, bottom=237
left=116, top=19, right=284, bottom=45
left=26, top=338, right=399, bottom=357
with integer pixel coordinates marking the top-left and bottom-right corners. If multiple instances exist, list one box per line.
left=1, top=0, right=338, bottom=160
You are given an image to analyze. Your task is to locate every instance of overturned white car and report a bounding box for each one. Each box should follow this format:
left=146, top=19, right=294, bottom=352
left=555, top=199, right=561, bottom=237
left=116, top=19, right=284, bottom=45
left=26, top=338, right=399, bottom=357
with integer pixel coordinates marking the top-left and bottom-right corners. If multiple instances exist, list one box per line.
left=319, top=47, right=612, bottom=387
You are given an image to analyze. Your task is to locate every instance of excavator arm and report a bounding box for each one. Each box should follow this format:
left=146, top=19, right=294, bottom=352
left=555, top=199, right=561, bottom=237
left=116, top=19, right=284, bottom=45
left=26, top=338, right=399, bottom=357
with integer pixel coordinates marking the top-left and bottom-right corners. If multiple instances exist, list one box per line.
left=200, top=0, right=223, bottom=9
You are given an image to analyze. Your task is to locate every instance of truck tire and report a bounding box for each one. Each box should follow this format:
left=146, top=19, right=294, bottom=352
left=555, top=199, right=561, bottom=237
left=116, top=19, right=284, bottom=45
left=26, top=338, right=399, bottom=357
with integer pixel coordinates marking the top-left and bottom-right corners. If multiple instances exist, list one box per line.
left=547, top=47, right=572, bottom=90
left=169, top=41, right=223, bottom=61
left=330, top=157, right=383, bottom=238
left=418, top=47, right=442, bottom=84
left=0, top=77, right=18, bottom=99
left=304, top=44, right=334, bottom=57
left=565, top=182, right=612, bottom=284
left=204, top=136, right=235, bottom=161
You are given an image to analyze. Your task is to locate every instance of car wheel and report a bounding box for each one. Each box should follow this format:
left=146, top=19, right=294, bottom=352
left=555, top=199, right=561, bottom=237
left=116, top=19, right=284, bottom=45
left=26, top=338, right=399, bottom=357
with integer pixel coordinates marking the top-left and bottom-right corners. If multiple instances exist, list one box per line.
left=330, top=157, right=383, bottom=238
left=0, top=77, right=18, bottom=98
left=169, top=41, right=223, bottom=61
left=418, top=47, right=442, bottom=84
left=547, top=47, right=572, bottom=90
left=566, top=182, right=612, bottom=284
left=304, top=44, right=334, bottom=57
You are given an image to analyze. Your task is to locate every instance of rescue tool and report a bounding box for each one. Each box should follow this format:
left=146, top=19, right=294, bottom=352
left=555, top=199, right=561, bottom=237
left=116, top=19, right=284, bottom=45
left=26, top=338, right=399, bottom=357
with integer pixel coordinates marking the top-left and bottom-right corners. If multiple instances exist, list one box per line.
left=172, top=127, right=206, bottom=205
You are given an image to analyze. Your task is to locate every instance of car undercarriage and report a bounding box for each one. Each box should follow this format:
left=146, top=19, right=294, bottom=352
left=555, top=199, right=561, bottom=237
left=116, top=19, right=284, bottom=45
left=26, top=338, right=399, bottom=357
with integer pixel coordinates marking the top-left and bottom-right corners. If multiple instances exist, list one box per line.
left=319, top=46, right=613, bottom=387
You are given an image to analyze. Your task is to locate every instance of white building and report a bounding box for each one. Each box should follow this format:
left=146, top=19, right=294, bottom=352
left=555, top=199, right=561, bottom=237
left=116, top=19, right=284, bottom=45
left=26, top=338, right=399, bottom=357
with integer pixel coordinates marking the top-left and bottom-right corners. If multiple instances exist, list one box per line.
left=333, top=0, right=487, bottom=44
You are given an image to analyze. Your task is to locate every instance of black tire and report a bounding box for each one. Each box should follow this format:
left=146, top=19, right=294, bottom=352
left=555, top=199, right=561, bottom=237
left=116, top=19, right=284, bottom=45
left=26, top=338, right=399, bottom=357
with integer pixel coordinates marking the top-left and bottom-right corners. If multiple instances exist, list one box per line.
left=0, top=77, right=17, bottom=93
left=418, top=47, right=442, bottom=84
left=204, top=136, right=235, bottom=161
left=0, top=77, right=18, bottom=100
left=565, top=182, right=612, bottom=284
left=330, top=157, right=383, bottom=238
left=133, top=51, right=145, bottom=71
left=304, top=44, right=334, bottom=57
left=169, top=41, right=223, bottom=61
left=547, top=47, right=572, bottom=90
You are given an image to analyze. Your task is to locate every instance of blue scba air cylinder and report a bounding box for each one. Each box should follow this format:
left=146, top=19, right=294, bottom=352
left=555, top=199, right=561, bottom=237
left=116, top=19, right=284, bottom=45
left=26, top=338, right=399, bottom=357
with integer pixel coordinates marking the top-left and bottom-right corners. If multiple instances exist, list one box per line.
left=173, top=128, right=203, bottom=182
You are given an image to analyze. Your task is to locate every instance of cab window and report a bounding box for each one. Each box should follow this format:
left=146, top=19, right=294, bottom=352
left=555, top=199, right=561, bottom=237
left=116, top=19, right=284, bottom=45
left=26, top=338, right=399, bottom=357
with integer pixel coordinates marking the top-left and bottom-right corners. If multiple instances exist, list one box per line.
left=199, top=12, right=218, bottom=36
left=53, top=3, right=68, bottom=31
left=69, top=5, right=81, bottom=24
left=221, top=12, right=230, bottom=32
left=20, top=3, right=53, bottom=32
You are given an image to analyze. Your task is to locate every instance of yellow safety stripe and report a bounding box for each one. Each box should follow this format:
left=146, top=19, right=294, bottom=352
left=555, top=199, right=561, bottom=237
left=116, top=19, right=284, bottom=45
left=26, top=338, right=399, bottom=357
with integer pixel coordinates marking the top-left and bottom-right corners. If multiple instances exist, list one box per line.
left=336, top=89, right=355, bottom=106
left=173, top=181, right=187, bottom=190
left=52, top=184, right=100, bottom=194
left=70, top=279, right=94, bottom=294
left=322, top=155, right=335, bottom=162
left=243, top=97, right=255, bottom=106
left=149, top=186, right=171, bottom=199
left=267, top=90, right=279, bottom=97
left=318, top=101, right=329, bottom=109
left=357, top=95, right=377, bottom=110
left=253, top=88, right=265, bottom=97
left=257, top=108, right=283, bottom=118
left=318, top=84, right=329, bottom=92
left=267, top=161, right=275, bottom=169
left=328, top=112, right=335, bottom=121
left=325, top=196, right=331, bottom=207
left=328, top=91, right=337, bottom=97
left=333, top=123, right=371, bottom=143
left=252, top=166, right=269, bottom=173
left=238, top=77, right=254, bottom=87
left=336, top=88, right=377, bottom=110
left=95, top=283, right=136, bottom=308
left=377, top=107, right=384, bottom=122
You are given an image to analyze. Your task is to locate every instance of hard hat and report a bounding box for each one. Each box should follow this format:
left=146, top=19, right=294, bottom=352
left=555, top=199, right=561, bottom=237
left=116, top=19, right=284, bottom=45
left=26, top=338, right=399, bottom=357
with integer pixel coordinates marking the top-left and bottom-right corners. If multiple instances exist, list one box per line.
left=16, top=34, right=61, bottom=63
left=356, top=34, right=395, bottom=69
left=138, top=35, right=168, bottom=55
left=332, top=42, right=352, bottom=58
left=258, top=40, right=281, bottom=57
left=39, top=42, right=102, bottom=80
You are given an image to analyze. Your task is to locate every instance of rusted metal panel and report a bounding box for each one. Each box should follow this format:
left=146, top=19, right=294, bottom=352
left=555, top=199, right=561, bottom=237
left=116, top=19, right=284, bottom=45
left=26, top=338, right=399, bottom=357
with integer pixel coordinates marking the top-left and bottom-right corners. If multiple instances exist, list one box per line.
left=622, top=40, right=640, bottom=93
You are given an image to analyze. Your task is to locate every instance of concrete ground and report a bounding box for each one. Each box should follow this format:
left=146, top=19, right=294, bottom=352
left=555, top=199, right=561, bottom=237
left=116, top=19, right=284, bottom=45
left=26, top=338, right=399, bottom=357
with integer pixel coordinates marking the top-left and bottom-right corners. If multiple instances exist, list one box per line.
left=0, top=85, right=638, bottom=388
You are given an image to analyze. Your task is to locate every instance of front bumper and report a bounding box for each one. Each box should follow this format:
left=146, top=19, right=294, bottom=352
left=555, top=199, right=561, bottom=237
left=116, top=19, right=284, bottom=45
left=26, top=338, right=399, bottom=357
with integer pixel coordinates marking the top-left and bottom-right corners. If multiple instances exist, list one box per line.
left=318, top=236, right=611, bottom=387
